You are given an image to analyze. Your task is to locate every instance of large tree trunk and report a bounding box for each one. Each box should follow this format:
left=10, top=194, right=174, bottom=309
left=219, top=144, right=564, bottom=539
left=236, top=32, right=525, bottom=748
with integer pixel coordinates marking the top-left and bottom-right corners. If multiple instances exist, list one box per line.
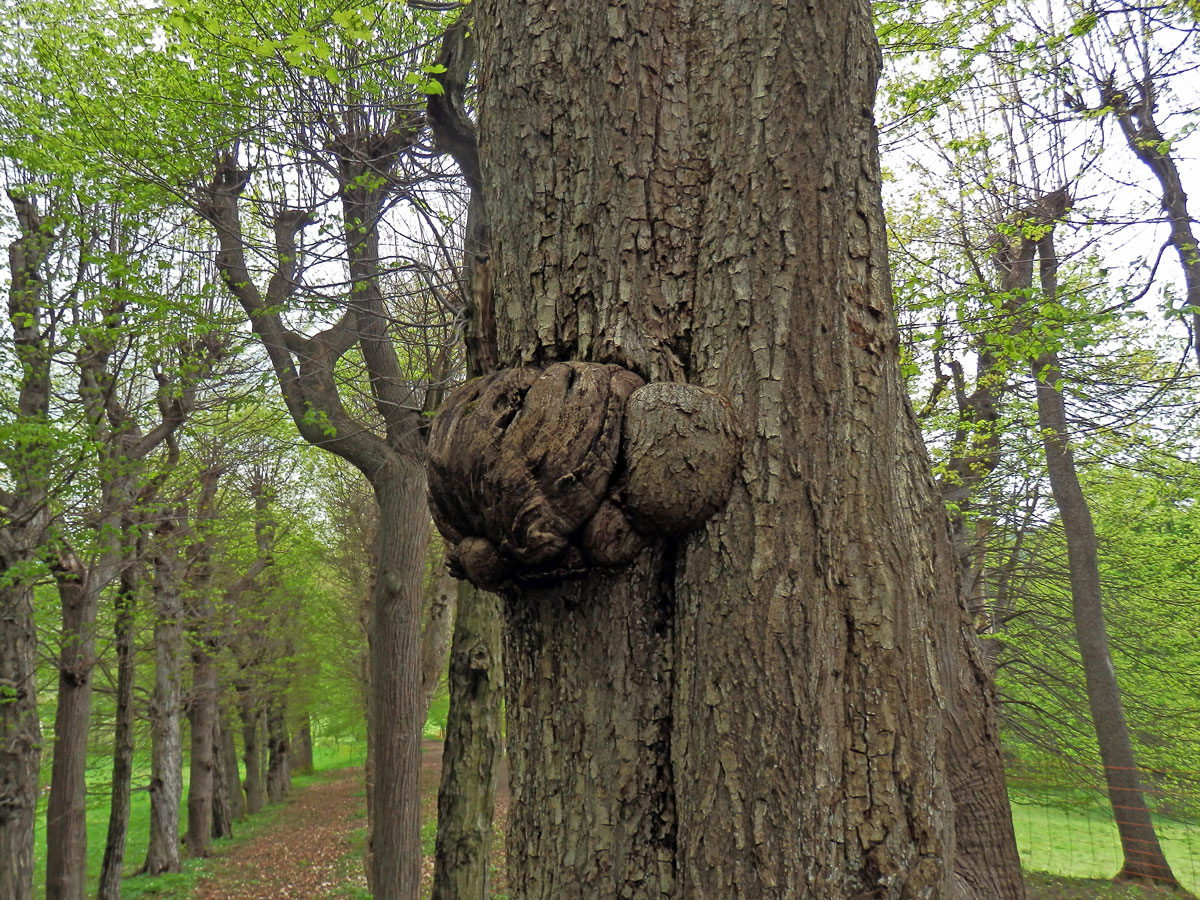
left=143, top=516, right=186, bottom=875
left=432, top=583, right=504, bottom=900
left=97, top=562, right=139, bottom=900
left=427, top=27, right=507, bottom=896
left=453, top=2, right=1027, bottom=896
left=0, top=192, right=54, bottom=900
left=1030, top=232, right=1178, bottom=888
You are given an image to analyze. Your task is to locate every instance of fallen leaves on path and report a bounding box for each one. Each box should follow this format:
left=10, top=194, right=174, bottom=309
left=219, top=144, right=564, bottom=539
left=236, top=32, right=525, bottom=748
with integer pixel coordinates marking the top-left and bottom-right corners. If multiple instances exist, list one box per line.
left=187, top=743, right=508, bottom=899
left=192, top=770, right=364, bottom=900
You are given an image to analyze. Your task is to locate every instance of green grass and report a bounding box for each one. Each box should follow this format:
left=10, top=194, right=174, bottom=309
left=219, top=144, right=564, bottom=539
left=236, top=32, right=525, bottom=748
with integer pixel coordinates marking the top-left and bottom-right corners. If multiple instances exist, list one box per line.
left=423, top=693, right=450, bottom=739
left=1012, top=797, right=1200, bottom=895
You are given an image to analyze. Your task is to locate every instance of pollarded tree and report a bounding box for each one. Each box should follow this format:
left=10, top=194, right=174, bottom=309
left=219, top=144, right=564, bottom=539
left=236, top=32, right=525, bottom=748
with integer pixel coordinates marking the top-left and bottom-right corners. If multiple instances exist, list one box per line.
left=425, top=2, right=1024, bottom=898
left=150, top=5, right=460, bottom=893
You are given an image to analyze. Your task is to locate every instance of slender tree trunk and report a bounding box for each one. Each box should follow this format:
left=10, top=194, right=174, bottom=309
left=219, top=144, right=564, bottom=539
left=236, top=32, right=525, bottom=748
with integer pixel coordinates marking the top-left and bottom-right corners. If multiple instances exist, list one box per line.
left=97, top=563, right=138, bottom=900
left=419, top=568, right=456, bottom=723
left=46, top=572, right=102, bottom=900
left=211, top=716, right=234, bottom=840
left=366, top=470, right=428, bottom=900
left=432, top=583, right=504, bottom=900
left=238, top=692, right=265, bottom=815
left=259, top=713, right=269, bottom=799
left=186, top=645, right=218, bottom=858
left=1030, top=232, right=1178, bottom=888
left=266, top=696, right=290, bottom=804
left=1103, top=84, right=1200, bottom=369
left=143, top=520, right=185, bottom=875
left=220, top=708, right=245, bottom=819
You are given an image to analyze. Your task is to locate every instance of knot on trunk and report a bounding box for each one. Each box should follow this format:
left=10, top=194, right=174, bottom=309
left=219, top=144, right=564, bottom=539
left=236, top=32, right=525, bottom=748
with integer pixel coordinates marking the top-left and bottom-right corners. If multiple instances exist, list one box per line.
left=427, top=363, right=740, bottom=590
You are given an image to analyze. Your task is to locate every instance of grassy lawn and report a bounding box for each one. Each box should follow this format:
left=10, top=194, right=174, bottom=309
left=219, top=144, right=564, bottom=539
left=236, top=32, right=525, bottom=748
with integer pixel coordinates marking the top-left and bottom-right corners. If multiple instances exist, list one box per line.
left=1013, top=797, right=1200, bottom=896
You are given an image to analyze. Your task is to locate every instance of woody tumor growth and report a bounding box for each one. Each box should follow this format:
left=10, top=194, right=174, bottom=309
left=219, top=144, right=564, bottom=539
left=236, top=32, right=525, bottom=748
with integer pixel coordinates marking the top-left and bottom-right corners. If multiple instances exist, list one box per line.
left=426, top=362, right=740, bottom=590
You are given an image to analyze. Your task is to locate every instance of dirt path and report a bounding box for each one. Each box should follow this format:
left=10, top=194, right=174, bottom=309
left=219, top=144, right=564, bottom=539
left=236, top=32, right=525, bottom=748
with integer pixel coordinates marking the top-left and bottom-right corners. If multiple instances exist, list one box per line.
left=192, top=769, right=364, bottom=900
left=191, top=743, right=509, bottom=900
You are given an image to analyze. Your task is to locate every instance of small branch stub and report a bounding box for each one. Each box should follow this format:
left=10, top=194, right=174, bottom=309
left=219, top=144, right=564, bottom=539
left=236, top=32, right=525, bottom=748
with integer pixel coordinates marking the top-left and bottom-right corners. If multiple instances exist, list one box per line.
left=427, top=363, right=740, bottom=590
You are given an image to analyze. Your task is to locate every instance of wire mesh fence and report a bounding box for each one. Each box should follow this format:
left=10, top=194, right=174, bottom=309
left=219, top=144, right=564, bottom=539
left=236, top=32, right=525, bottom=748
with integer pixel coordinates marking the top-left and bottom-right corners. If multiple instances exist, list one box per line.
left=1008, top=757, right=1200, bottom=892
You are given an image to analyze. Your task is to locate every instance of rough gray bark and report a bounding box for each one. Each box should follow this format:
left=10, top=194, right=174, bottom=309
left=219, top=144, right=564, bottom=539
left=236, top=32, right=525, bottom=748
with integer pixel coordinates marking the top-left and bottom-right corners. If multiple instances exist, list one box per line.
left=0, top=192, right=54, bottom=900
left=143, top=509, right=185, bottom=875
left=365, top=471, right=428, bottom=895
left=45, top=561, right=103, bottom=900
left=432, top=582, right=504, bottom=900
left=97, top=559, right=139, bottom=900
left=1027, top=227, right=1178, bottom=889
left=452, top=1, right=1027, bottom=896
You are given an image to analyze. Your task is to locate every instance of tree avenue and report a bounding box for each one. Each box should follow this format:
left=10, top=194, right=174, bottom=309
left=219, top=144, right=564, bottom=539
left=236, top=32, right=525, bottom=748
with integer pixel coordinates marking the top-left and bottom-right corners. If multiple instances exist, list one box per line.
left=423, top=1, right=1022, bottom=897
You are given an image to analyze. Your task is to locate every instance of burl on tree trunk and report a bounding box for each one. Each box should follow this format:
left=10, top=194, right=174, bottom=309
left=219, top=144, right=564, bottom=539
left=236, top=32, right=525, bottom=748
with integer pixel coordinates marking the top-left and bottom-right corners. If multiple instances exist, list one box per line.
left=428, top=362, right=740, bottom=589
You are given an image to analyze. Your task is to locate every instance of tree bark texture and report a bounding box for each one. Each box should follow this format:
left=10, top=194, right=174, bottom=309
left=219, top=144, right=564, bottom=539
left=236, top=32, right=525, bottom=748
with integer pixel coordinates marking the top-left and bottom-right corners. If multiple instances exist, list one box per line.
left=143, top=515, right=185, bottom=875
left=0, top=580, right=42, bottom=900
left=428, top=24, right=506, bottom=899
left=97, top=562, right=139, bottom=900
left=1030, top=232, right=1178, bottom=888
left=0, top=193, right=54, bottom=900
left=469, top=2, right=1027, bottom=897
left=366, top=470, right=429, bottom=897
left=432, top=583, right=504, bottom=900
